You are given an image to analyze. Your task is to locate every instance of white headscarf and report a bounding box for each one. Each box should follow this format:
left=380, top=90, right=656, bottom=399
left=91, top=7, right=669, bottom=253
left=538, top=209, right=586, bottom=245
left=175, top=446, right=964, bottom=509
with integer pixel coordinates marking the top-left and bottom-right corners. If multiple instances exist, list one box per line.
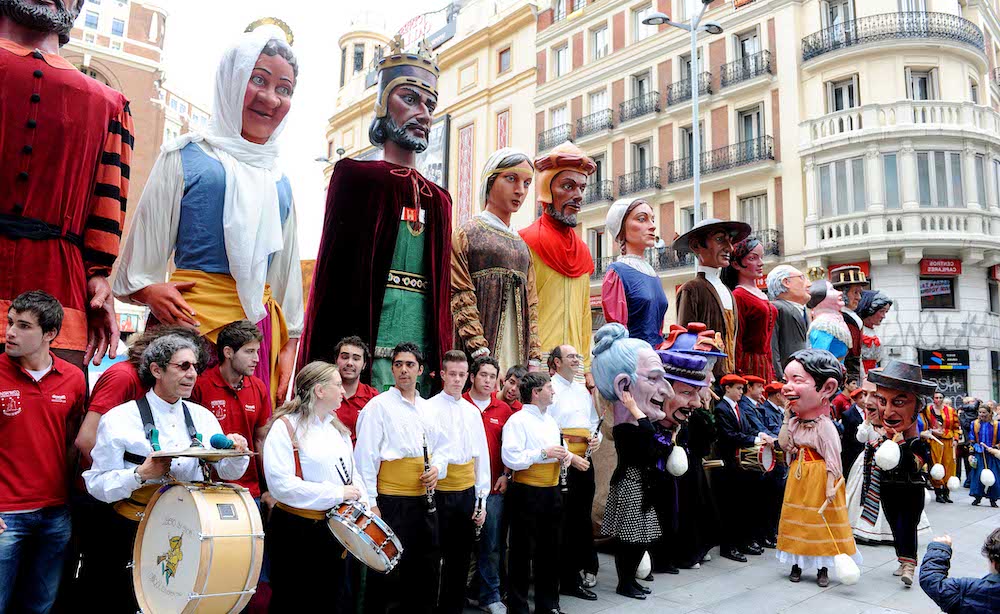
left=478, top=147, right=532, bottom=207
left=162, top=28, right=293, bottom=324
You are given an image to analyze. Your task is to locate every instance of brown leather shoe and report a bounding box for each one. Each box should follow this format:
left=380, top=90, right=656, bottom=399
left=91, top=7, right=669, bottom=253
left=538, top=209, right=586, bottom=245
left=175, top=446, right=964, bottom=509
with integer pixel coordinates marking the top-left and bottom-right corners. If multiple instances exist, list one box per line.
left=892, top=562, right=905, bottom=576
left=817, top=567, right=829, bottom=587
left=901, top=562, right=915, bottom=587
left=789, top=565, right=802, bottom=583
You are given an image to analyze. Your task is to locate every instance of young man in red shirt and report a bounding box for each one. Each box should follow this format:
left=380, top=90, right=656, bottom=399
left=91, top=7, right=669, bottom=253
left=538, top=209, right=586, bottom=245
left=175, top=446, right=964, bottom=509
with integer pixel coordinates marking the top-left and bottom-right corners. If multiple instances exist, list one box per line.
left=499, top=364, right=527, bottom=412
left=333, top=335, right=378, bottom=443
left=464, top=356, right=513, bottom=614
left=0, top=291, right=86, bottom=613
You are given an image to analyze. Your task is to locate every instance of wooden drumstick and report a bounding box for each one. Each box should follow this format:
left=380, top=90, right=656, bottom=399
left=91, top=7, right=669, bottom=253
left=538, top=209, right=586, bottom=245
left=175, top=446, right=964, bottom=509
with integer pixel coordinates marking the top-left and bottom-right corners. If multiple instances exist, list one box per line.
left=817, top=476, right=845, bottom=515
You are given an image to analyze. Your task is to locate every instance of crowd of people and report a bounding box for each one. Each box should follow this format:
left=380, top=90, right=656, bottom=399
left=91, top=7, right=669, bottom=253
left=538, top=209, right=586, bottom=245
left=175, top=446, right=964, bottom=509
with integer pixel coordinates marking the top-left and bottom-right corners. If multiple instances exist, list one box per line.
left=1, top=4, right=999, bottom=613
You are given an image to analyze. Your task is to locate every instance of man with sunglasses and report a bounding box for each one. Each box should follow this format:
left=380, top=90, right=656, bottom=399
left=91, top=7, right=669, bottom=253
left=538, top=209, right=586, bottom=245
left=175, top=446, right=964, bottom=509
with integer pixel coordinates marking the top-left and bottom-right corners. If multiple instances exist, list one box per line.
left=83, top=333, right=249, bottom=612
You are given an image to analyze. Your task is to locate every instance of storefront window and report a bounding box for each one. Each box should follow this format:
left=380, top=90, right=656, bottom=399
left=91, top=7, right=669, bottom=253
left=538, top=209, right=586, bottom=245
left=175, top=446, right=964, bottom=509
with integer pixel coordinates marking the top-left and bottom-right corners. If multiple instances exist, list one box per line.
left=919, top=277, right=956, bottom=309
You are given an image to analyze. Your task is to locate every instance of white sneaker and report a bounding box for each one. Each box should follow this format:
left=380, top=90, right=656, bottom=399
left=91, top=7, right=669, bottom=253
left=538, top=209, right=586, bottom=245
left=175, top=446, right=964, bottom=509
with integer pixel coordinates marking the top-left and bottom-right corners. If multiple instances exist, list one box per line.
left=481, top=602, right=507, bottom=614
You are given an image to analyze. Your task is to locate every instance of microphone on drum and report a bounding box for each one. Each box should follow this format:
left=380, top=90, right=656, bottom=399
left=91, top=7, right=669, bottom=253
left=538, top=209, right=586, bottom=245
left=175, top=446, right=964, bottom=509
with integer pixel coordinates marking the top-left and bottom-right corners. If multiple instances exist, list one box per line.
left=210, top=434, right=234, bottom=449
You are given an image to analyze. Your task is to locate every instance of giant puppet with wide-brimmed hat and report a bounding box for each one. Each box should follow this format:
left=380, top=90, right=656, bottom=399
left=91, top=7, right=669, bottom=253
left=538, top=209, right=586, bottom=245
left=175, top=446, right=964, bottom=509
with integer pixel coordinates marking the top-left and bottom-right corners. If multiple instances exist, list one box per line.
left=672, top=219, right=752, bottom=378
left=830, top=265, right=870, bottom=382
left=299, top=34, right=454, bottom=394
left=519, top=141, right=598, bottom=380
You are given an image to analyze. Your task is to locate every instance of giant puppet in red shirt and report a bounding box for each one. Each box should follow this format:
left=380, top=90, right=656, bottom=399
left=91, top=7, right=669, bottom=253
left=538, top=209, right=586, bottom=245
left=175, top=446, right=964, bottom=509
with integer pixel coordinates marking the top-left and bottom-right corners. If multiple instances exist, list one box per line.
left=0, top=0, right=133, bottom=370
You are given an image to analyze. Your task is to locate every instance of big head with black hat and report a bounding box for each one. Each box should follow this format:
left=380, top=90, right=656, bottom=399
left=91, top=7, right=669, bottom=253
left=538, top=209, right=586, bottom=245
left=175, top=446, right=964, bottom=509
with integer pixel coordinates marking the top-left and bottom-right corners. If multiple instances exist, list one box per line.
left=867, top=360, right=938, bottom=437
left=830, top=265, right=870, bottom=312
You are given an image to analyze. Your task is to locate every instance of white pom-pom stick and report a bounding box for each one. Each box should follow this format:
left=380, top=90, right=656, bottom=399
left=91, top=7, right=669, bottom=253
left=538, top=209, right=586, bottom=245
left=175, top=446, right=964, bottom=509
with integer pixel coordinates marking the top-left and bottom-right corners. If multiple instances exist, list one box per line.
left=874, top=439, right=901, bottom=470
left=929, top=463, right=945, bottom=481
left=636, top=551, right=651, bottom=579
left=666, top=446, right=689, bottom=477
left=982, top=469, right=996, bottom=488
left=946, top=475, right=961, bottom=491
left=834, top=553, right=861, bottom=585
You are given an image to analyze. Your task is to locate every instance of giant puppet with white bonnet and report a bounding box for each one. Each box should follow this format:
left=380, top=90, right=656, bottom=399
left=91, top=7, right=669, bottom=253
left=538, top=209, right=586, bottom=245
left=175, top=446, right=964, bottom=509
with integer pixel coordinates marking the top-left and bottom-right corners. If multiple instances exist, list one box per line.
left=451, top=148, right=541, bottom=372
left=114, top=22, right=303, bottom=403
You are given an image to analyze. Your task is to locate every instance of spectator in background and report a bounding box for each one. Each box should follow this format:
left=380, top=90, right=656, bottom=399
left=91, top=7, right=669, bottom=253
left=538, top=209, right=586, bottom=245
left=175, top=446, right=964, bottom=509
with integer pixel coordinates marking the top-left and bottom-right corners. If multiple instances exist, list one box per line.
left=919, top=531, right=1000, bottom=613
left=499, top=364, right=528, bottom=412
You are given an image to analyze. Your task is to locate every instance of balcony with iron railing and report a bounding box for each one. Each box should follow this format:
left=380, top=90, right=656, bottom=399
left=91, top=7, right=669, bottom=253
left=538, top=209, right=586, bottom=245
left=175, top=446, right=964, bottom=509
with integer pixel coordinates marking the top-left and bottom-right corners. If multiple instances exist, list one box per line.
left=667, top=136, right=775, bottom=184
left=537, top=124, right=573, bottom=152
left=720, top=50, right=773, bottom=88
left=619, top=92, right=660, bottom=124
left=584, top=179, right=614, bottom=205
left=666, top=72, right=712, bottom=106
left=801, top=12, right=984, bottom=63
left=576, top=109, right=613, bottom=139
left=617, top=167, right=661, bottom=196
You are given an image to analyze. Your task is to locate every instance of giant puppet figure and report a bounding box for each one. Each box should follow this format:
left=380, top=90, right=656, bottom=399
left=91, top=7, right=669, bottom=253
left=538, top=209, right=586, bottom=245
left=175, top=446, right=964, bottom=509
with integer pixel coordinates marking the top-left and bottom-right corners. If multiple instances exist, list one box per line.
left=831, top=266, right=870, bottom=382
left=299, top=36, right=452, bottom=394
left=451, top=148, right=541, bottom=372
left=767, top=265, right=811, bottom=381
left=0, top=0, right=132, bottom=370
left=807, top=278, right=850, bottom=364
left=519, top=142, right=596, bottom=383
left=673, top=218, right=751, bottom=379
left=115, top=26, right=302, bottom=403
left=722, top=236, right=777, bottom=381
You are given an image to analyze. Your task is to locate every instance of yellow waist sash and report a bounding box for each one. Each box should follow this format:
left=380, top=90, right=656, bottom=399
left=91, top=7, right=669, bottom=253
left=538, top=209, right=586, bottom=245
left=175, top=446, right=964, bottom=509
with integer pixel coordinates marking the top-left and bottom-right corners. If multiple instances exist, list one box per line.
left=561, top=427, right=591, bottom=457
left=438, top=461, right=475, bottom=492
left=377, top=456, right=427, bottom=497
left=113, top=483, right=161, bottom=521
left=275, top=502, right=328, bottom=521
left=513, top=462, right=560, bottom=487
left=169, top=269, right=289, bottom=402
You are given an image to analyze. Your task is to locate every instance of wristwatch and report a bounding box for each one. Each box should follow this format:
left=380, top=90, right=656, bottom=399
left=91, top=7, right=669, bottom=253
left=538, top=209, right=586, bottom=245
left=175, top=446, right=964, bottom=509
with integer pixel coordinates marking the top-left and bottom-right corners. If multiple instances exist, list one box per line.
left=133, top=468, right=146, bottom=485
left=539, top=448, right=548, bottom=462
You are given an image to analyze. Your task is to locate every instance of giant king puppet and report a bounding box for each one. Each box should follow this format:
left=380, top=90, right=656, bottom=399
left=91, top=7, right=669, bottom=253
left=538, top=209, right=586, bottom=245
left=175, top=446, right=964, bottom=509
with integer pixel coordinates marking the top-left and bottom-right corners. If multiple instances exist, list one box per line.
left=299, top=36, right=452, bottom=394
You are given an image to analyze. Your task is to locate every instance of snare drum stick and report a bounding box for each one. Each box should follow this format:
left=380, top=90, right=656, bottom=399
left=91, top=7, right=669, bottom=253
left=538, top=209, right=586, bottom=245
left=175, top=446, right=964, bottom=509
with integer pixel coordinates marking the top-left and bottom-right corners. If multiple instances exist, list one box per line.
left=817, top=476, right=845, bottom=515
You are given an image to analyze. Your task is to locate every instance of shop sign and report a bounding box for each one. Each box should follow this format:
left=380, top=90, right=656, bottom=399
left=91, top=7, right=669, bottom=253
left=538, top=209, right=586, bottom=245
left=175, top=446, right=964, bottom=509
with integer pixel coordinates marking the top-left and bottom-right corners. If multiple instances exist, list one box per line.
left=919, top=349, right=969, bottom=370
left=589, top=295, right=602, bottom=308
left=920, top=258, right=961, bottom=276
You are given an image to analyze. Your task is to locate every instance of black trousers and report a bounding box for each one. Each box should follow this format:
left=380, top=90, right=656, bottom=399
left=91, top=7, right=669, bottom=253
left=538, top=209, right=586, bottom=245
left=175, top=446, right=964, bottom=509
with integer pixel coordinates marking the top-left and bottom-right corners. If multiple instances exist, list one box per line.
left=73, top=503, right=138, bottom=613
left=880, top=481, right=925, bottom=563
left=615, top=543, right=646, bottom=590
left=365, top=494, right=439, bottom=614
left=716, top=466, right=753, bottom=550
left=267, top=506, right=346, bottom=613
left=559, top=463, right=597, bottom=589
left=507, top=482, right=562, bottom=614
left=435, top=487, right=475, bottom=614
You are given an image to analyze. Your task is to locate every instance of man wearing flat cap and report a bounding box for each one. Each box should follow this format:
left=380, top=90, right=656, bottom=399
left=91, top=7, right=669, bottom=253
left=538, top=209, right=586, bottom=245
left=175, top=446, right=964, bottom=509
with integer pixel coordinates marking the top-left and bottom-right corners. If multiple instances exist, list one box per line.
left=830, top=265, right=870, bottom=383
left=673, top=219, right=752, bottom=379
left=520, top=142, right=597, bottom=387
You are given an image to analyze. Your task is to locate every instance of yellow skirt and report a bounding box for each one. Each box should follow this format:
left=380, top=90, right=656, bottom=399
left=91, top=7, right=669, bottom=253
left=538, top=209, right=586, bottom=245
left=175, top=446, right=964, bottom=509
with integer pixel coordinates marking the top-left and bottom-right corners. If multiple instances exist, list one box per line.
left=928, top=438, right=957, bottom=487
left=776, top=450, right=856, bottom=558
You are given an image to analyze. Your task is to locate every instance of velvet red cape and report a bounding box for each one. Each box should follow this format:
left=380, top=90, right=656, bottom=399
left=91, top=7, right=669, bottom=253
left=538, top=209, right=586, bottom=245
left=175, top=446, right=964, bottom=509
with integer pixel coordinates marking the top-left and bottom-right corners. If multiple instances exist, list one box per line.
left=298, top=159, right=453, bottom=384
left=518, top=213, right=594, bottom=278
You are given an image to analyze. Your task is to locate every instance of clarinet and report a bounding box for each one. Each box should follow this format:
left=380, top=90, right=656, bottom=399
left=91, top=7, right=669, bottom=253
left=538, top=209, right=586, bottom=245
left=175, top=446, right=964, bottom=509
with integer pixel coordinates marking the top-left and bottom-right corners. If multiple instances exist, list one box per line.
left=559, top=434, right=569, bottom=493
left=422, top=433, right=437, bottom=514
left=473, top=497, right=483, bottom=541
left=585, top=418, right=603, bottom=460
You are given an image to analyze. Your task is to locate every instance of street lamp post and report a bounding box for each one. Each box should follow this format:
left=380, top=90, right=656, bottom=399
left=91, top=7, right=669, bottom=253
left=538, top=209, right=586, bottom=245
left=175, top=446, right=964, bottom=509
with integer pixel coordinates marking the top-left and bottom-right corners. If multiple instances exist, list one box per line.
left=643, top=0, right=723, bottom=226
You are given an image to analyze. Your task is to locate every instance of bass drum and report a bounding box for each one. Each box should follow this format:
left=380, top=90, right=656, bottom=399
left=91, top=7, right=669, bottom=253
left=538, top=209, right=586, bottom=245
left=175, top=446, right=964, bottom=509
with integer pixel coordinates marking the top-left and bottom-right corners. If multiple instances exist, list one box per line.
left=133, top=483, right=264, bottom=613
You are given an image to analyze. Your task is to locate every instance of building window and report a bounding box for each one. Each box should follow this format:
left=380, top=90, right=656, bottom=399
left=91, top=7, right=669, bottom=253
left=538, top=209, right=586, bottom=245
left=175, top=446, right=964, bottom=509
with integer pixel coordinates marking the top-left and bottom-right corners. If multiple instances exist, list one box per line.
left=353, top=44, right=365, bottom=74
left=826, top=75, right=860, bottom=112
left=589, top=89, right=607, bottom=112
left=590, top=228, right=605, bottom=261
left=883, top=153, right=901, bottom=209
left=169, top=98, right=179, bottom=111
left=989, top=275, right=1000, bottom=314
left=632, top=71, right=650, bottom=98
left=591, top=25, right=608, bottom=60
left=738, top=104, right=764, bottom=142
left=633, top=4, right=656, bottom=42
left=554, top=44, right=569, bottom=77
left=84, top=32, right=96, bottom=44
left=920, top=277, right=957, bottom=310
left=178, top=101, right=188, bottom=115
left=976, top=154, right=987, bottom=207
left=339, top=47, right=347, bottom=88
left=680, top=122, right=704, bottom=159
left=916, top=151, right=963, bottom=207
left=592, top=153, right=605, bottom=184
left=554, top=0, right=567, bottom=21
left=680, top=204, right=707, bottom=233
left=112, top=18, right=125, bottom=37
left=680, top=49, right=703, bottom=77
left=994, top=159, right=1000, bottom=208
left=899, top=0, right=927, bottom=11
left=85, top=11, right=99, bottom=29
left=738, top=194, right=768, bottom=231
left=632, top=140, right=650, bottom=172
left=905, top=67, right=938, bottom=100
left=971, top=79, right=980, bottom=104
left=818, top=157, right=866, bottom=216
left=498, top=47, right=511, bottom=74
left=110, top=40, right=122, bottom=52
left=550, top=105, right=568, bottom=127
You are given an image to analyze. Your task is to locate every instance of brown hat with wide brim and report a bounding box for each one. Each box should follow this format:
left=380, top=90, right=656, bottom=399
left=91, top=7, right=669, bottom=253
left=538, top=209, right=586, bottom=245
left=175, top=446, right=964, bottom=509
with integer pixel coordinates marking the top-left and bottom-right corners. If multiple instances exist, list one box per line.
left=866, top=360, right=938, bottom=397
left=671, top=218, right=752, bottom=253
left=830, top=265, right=870, bottom=289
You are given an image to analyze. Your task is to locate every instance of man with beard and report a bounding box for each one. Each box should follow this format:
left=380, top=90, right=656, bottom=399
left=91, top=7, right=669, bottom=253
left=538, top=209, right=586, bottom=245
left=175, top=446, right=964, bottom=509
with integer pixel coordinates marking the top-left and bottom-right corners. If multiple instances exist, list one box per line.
left=767, top=265, right=811, bottom=380
left=332, top=335, right=378, bottom=444
left=299, top=36, right=452, bottom=395
left=0, top=0, right=133, bottom=372
left=830, top=266, right=870, bottom=383
left=519, top=143, right=597, bottom=388
left=673, top=219, right=752, bottom=379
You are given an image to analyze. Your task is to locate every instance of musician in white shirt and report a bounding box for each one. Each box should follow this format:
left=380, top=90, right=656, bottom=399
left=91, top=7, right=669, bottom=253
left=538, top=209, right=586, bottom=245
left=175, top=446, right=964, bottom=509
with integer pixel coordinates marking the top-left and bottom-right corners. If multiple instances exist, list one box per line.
left=263, top=361, right=365, bottom=612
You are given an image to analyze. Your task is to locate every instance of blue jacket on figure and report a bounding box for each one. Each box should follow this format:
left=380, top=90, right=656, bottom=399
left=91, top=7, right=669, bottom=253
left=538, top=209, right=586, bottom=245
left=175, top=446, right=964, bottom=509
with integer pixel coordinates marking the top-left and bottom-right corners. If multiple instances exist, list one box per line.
left=919, top=541, right=1000, bottom=613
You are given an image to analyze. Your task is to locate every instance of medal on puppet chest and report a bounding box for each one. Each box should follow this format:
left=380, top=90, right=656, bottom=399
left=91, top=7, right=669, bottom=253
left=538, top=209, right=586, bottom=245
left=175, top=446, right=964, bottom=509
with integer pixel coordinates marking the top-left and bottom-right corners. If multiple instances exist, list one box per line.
left=402, top=204, right=426, bottom=234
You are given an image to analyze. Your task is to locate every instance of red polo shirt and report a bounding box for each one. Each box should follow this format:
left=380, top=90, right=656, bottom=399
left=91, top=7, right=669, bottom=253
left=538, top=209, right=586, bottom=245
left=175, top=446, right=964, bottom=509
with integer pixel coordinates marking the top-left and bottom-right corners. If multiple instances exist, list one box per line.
left=464, top=391, right=513, bottom=493
left=337, top=382, right=378, bottom=444
left=832, top=392, right=852, bottom=420
left=0, top=352, right=86, bottom=512
left=88, top=360, right=146, bottom=415
left=190, top=365, right=271, bottom=497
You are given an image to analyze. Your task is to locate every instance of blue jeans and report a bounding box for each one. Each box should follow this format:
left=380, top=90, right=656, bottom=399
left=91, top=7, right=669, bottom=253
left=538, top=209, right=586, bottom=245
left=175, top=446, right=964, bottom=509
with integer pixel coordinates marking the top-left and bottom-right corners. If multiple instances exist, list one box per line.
left=475, top=493, right=504, bottom=606
left=0, top=506, right=72, bottom=614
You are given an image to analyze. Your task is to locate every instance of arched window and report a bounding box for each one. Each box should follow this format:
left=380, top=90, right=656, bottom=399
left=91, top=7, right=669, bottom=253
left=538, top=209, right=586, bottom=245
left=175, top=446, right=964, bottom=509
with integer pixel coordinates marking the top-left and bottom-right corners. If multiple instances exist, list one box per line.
left=78, top=66, right=111, bottom=86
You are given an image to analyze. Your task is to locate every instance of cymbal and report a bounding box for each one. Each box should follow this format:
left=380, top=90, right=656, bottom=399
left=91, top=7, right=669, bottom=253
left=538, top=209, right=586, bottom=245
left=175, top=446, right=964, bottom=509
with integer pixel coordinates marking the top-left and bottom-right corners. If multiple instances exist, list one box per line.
left=150, top=447, right=254, bottom=462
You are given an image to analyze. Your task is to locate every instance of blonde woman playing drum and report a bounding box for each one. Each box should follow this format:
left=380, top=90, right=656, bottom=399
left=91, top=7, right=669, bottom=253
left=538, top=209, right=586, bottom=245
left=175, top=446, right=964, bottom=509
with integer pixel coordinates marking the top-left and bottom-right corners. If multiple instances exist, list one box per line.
left=263, top=361, right=367, bottom=612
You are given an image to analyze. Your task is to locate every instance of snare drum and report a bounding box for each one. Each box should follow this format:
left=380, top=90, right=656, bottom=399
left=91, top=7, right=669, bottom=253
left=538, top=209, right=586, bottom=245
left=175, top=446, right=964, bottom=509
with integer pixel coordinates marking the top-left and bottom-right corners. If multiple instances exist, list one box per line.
left=739, top=444, right=778, bottom=472
left=326, top=501, right=403, bottom=573
left=133, top=482, right=264, bottom=613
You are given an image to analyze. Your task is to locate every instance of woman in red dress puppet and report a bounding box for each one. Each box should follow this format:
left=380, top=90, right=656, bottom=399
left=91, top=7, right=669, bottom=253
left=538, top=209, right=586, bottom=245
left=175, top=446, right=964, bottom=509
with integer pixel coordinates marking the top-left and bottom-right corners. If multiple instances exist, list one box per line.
left=722, top=236, right=777, bottom=381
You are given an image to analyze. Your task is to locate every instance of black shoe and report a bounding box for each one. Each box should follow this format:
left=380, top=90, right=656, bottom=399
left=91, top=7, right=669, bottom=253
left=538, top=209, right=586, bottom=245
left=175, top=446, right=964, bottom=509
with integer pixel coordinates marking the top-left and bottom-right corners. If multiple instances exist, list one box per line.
left=615, top=584, right=646, bottom=600
left=972, top=497, right=982, bottom=506
left=943, top=491, right=954, bottom=503
left=817, top=567, right=829, bottom=587
left=653, top=563, right=680, bottom=575
left=560, top=584, right=597, bottom=601
left=630, top=580, right=652, bottom=594
left=739, top=543, right=764, bottom=556
left=790, top=564, right=802, bottom=583
left=935, top=493, right=946, bottom=503
left=720, top=548, right=748, bottom=563
left=642, top=572, right=654, bottom=581
left=992, top=499, right=999, bottom=508
left=762, top=537, right=777, bottom=549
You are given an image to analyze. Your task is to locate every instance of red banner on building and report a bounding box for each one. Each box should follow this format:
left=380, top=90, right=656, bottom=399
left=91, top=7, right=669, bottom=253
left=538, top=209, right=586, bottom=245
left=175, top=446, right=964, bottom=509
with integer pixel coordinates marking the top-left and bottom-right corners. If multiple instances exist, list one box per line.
left=920, top=258, right=962, bottom=276
left=990, top=265, right=1000, bottom=281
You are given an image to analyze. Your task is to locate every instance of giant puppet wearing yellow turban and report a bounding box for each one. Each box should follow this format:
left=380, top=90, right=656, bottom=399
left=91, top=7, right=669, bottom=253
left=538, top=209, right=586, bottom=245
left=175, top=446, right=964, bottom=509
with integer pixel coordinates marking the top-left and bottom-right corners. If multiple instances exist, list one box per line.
left=518, top=142, right=596, bottom=382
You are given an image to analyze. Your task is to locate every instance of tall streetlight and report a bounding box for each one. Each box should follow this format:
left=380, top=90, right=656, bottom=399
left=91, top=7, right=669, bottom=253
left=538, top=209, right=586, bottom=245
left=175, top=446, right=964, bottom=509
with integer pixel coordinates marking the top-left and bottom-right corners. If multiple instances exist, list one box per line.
left=643, top=0, right=723, bottom=226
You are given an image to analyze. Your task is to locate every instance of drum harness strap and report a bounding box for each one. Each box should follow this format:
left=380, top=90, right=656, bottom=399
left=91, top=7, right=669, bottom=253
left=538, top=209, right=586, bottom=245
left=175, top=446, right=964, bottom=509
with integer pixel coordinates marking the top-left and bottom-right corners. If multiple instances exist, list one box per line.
left=122, top=395, right=203, bottom=466
left=278, top=416, right=304, bottom=479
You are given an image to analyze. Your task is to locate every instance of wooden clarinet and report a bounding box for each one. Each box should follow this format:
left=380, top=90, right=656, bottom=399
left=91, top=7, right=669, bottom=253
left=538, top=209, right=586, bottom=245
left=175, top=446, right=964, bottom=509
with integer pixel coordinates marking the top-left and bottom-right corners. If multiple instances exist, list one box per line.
left=559, top=434, right=569, bottom=493
left=473, top=497, right=483, bottom=541
left=585, top=418, right=603, bottom=460
left=422, top=433, right=437, bottom=514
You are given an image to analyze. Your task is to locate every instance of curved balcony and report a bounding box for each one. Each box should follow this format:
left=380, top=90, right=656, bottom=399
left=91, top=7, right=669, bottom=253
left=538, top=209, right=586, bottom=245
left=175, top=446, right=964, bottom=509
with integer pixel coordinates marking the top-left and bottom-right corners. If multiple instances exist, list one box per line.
left=666, top=72, right=712, bottom=107
left=619, top=92, right=660, bottom=124
left=584, top=179, right=614, bottom=205
left=537, top=124, right=573, bottom=152
left=576, top=109, right=613, bottom=139
left=801, top=12, right=984, bottom=63
left=618, top=167, right=661, bottom=196
left=667, top=136, right=775, bottom=184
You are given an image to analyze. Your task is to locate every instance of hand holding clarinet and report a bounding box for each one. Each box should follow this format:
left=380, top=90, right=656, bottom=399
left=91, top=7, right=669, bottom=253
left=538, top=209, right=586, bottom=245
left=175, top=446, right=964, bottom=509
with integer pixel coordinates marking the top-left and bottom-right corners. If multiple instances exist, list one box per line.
left=421, top=433, right=438, bottom=514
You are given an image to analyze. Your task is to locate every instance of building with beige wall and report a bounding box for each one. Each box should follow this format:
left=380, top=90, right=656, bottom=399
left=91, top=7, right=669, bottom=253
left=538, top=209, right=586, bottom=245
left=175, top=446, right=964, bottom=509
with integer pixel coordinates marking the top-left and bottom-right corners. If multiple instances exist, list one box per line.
left=535, top=0, right=1000, bottom=400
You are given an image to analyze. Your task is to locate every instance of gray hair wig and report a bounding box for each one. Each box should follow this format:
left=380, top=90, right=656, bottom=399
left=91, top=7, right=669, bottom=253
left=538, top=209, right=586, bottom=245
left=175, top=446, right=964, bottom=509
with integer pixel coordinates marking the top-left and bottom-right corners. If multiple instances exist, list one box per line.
left=766, top=264, right=801, bottom=300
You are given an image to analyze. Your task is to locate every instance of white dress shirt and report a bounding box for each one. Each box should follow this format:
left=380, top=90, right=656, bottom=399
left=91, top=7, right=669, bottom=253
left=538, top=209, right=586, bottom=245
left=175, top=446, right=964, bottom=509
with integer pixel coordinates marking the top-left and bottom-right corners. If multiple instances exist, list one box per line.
left=501, top=404, right=562, bottom=471
left=354, top=387, right=450, bottom=501
left=263, top=412, right=369, bottom=510
left=427, top=392, right=492, bottom=500
left=550, top=373, right=602, bottom=443
left=695, top=263, right=734, bottom=309
left=84, top=390, right=249, bottom=503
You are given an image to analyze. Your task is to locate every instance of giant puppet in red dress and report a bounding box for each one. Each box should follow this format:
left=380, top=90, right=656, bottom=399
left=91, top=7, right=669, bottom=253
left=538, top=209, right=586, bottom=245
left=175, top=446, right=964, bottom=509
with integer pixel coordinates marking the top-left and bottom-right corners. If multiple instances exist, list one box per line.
left=0, top=0, right=133, bottom=370
left=722, top=236, right=777, bottom=381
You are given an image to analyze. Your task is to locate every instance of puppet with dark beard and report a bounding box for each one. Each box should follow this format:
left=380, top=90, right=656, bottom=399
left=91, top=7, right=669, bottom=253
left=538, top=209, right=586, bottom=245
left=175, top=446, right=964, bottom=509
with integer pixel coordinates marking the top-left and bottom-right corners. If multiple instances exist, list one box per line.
left=0, top=0, right=82, bottom=45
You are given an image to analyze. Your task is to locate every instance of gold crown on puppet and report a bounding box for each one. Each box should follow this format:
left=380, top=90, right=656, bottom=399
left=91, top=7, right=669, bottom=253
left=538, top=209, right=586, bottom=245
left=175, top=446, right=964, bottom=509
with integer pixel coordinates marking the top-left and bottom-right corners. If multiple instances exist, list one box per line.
left=245, top=17, right=294, bottom=45
left=374, top=35, right=440, bottom=119
left=807, top=266, right=828, bottom=283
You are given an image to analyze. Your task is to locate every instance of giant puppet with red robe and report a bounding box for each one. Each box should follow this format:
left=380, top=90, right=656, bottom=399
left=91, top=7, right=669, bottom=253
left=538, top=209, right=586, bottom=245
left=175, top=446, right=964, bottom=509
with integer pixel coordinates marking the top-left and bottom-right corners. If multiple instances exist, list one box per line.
left=0, top=0, right=132, bottom=370
left=299, top=36, right=452, bottom=394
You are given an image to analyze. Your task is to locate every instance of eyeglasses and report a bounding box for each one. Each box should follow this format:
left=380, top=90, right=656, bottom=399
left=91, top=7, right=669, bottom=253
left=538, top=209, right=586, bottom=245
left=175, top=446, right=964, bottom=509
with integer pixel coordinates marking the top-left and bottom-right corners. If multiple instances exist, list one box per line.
left=564, top=354, right=584, bottom=360
left=168, top=361, right=197, bottom=372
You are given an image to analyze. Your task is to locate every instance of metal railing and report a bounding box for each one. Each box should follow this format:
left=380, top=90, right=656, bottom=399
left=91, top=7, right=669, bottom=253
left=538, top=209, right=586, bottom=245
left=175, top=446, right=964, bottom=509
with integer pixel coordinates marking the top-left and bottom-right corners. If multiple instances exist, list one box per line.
left=667, top=136, right=774, bottom=183
left=720, top=50, right=773, bottom=88
left=537, top=124, right=573, bottom=152
left=617, top=167, right=661, bottom=196
left=584, top=179, right=614, bottom=204
left=576, top=109, right=613, bottom=138
left=666, top=72, right=713, bottom=106
left=591, top=250, right=697, bottom=280
left=748, top=228, right=781, bottom=257
left=802, top=12, right=984, bottom=62
left=993, top=67, right=1000, bottom=88
left=619, top=92, right=661, bottom=124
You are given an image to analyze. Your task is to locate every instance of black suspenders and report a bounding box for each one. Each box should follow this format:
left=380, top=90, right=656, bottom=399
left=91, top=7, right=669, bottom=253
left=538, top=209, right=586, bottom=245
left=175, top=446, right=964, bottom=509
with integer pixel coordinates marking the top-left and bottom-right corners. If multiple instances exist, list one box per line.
left=122, top=395, right=202, bottom=466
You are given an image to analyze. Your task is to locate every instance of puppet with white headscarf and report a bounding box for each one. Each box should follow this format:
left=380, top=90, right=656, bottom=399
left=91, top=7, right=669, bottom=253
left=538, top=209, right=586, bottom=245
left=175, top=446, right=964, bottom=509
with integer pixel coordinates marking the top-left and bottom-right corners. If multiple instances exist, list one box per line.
left=113, top=27, right=303, bottom=403
left=451, top=148, right=541, bottom=371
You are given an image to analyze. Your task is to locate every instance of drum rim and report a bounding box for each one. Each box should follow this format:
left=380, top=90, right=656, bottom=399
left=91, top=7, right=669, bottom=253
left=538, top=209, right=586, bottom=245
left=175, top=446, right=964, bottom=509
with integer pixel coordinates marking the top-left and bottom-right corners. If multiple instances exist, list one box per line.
left=326, top=504, right=403, bottom=574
